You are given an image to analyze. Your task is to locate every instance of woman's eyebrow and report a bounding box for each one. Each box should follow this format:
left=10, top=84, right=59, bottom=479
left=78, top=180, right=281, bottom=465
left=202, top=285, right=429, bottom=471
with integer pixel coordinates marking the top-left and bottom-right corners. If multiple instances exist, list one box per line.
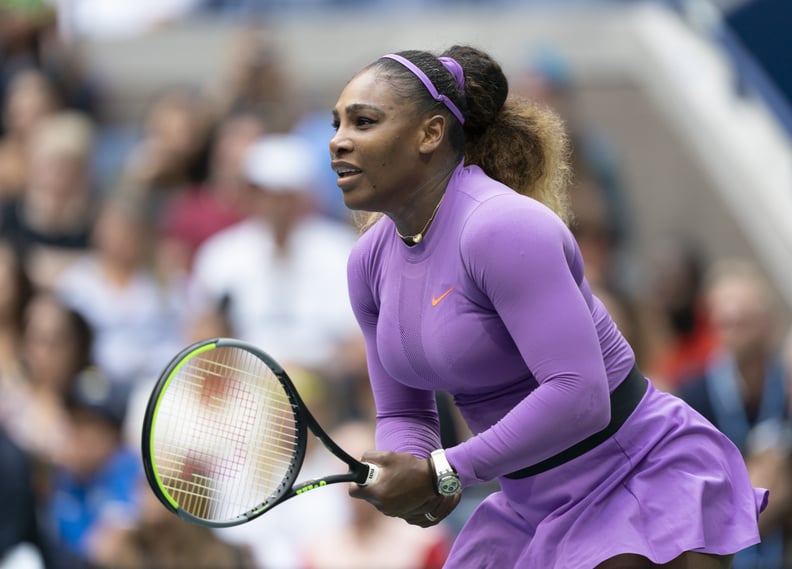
left=344, top=103, right=384, bottom=115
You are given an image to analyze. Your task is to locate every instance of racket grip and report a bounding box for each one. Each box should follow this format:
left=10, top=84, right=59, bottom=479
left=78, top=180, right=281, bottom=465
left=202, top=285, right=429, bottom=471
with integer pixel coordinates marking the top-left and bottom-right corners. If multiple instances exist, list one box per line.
left=360, top=462, right=380, bottom=486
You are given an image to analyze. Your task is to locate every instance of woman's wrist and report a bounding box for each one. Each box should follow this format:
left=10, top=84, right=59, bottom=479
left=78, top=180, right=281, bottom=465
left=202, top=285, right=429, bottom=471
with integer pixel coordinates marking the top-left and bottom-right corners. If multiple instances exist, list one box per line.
left=429, top=449, right=462, bottom=496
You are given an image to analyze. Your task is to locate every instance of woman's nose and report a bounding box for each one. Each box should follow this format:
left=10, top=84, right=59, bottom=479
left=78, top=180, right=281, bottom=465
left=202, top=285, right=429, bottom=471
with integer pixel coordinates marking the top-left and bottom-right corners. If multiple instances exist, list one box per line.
left=329, top=129, right=350, bottom=158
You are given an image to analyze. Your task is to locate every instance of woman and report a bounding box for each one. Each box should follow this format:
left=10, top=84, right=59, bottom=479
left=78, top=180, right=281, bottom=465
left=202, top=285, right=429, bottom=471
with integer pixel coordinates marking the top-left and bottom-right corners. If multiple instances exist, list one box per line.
left=330, top=45, right=766, bottom=568
left=0, top=291, right=93, bottom=465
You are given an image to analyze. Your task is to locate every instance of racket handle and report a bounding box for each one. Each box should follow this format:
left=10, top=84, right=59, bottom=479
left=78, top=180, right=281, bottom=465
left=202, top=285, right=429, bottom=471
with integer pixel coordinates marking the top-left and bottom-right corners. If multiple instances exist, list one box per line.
left=360, top=462, right=380, bottom=486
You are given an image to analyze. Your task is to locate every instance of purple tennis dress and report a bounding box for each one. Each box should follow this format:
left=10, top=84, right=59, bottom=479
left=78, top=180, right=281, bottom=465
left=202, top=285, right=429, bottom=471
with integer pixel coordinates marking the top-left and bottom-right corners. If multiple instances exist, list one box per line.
left=347, top=162, right=767, bottom=568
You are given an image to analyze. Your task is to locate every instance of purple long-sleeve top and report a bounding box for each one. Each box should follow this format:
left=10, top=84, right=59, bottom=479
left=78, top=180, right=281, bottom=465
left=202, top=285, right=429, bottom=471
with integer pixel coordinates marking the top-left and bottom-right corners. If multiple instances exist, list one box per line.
left=346, top=162, right=636, bottom=488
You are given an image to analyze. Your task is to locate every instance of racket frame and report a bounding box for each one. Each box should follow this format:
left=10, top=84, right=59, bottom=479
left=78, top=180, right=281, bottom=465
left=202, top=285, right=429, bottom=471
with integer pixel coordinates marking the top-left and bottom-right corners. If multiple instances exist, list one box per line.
left=142, top=337, right=376, bottom=527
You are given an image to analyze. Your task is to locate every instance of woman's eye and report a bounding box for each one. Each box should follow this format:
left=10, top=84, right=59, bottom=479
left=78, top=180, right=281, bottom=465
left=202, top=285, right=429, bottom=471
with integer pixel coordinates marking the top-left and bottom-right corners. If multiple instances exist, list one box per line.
left=331, top=116, right=377, bottom=131
left=356, top=117, right=376, bottom=127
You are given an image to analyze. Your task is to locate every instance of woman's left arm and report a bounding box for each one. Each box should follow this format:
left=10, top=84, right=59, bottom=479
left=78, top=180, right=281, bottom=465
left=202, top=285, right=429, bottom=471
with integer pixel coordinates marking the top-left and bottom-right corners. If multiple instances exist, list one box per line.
left=447, top=198, right=612, bottom=486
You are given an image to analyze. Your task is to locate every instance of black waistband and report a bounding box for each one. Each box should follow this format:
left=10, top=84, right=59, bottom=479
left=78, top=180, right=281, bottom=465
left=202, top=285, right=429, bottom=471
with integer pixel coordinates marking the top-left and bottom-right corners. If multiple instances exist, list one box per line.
left=504, top=364, right=648, bottom=479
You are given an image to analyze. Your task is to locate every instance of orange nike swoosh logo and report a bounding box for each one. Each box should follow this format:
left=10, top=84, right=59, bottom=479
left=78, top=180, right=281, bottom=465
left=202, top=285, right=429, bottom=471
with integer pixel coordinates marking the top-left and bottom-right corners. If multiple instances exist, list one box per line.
left=431, top=287, right=454, bottom=307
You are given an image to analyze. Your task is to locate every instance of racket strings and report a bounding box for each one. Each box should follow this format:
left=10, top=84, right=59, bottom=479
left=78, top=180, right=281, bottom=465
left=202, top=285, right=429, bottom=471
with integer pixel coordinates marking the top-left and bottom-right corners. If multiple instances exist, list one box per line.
left=152, top=346, right=300, bottom=522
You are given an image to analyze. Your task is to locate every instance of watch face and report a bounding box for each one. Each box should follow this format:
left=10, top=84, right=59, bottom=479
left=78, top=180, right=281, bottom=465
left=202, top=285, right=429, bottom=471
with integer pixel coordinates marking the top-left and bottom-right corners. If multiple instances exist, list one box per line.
left=438, top=475, right=461, bottom=496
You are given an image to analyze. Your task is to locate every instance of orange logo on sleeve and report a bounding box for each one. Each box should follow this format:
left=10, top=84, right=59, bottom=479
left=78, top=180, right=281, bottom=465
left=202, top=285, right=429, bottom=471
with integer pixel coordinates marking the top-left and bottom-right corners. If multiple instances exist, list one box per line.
left=431, top=287, right=454, bottom=307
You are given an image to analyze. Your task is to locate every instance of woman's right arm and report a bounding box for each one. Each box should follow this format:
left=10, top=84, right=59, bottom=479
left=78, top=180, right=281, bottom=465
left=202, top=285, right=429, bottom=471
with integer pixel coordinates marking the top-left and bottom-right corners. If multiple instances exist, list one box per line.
left=346, top=242, right=441, bottom=457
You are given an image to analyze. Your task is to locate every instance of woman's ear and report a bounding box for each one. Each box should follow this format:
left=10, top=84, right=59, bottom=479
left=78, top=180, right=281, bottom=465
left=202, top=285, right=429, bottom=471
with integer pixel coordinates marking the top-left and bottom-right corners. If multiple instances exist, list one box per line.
left=417, top=114, right=446, bottom=154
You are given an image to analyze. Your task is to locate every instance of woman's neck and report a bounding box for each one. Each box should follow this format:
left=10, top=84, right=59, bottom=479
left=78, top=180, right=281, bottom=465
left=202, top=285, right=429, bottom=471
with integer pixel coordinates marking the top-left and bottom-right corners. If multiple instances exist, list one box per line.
left=390, top=158, right=458, bottom=240
left=100, top=258, right=137, bottom=287
left=24, top=193, right=89, bottom=234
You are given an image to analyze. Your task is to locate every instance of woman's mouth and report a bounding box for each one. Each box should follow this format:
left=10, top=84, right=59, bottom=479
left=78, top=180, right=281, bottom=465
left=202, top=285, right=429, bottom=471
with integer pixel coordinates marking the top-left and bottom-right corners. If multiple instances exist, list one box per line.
left=335, top=167, right=362, bottom=179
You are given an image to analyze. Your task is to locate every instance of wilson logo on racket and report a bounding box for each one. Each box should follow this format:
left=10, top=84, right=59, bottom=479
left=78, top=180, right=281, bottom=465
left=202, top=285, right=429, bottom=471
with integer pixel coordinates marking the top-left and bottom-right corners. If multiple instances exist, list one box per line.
left=198, top=373, right=236, bottom=407
left=141, top=338, right=380, bottom=528
left=295, top=481, right=327, bottom=495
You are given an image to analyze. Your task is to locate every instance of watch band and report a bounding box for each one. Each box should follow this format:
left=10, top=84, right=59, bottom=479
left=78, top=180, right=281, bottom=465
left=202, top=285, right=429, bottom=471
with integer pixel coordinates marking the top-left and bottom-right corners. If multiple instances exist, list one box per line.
left=430, top=449, right=461, bottom=496
left=430, top=449, right=454, bottom=476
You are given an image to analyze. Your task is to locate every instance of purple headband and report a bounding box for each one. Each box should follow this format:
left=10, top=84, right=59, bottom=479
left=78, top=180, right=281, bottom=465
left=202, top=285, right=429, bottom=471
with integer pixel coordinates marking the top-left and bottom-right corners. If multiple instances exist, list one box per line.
left=381, top=53, right=465, bottom=125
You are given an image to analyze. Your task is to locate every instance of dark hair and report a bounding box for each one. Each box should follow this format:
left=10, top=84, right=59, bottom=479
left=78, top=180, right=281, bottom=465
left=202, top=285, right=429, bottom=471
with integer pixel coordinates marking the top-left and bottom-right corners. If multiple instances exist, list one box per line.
left=0, top=240, right=35, bottom=331
left=67, top=306, right=94, bottom=374
left=21, top=292, right=95, bottom=394
left=367, top=45, right=571, bottom=224
left=372, top=50, right=468, bottom=151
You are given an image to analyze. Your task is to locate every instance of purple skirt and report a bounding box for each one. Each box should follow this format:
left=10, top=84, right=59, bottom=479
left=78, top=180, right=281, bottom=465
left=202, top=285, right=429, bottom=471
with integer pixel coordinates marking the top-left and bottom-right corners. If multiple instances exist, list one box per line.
left=445, top=380, right=767, bottom=568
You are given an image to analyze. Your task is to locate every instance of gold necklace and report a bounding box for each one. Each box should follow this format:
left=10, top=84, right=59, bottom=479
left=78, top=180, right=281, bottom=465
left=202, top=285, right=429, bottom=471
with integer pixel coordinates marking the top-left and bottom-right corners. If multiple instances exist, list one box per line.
left=395, top=193, right=445, bottom=245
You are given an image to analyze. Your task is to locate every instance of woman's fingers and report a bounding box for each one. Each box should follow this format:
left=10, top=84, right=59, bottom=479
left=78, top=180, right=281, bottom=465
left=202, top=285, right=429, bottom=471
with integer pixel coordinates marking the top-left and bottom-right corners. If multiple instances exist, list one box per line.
left=402, top=493, right=462, bottom=527
left=347, top=451, right=436, bottom=517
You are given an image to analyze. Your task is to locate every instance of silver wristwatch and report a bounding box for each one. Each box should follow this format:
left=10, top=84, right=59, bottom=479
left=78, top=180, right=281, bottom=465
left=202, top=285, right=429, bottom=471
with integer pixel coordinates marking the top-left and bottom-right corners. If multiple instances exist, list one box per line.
left=430, top=449, right=462, bottom=496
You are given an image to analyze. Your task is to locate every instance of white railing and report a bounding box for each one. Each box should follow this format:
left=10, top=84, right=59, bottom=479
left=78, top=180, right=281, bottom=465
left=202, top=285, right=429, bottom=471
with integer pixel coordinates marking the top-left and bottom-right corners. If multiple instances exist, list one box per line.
left=629, top=2, right=792, bottom=307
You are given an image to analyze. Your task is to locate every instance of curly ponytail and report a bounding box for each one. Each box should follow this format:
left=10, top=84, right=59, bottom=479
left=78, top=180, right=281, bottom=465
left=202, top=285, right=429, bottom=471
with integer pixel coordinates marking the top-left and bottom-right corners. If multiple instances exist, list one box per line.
left=442, top=45, right=572, bottom=224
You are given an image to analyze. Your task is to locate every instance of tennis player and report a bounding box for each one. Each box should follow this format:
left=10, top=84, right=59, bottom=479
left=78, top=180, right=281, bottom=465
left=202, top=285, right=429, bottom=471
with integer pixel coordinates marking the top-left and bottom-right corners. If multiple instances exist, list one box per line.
left=330, top=45, right=767, bottom=568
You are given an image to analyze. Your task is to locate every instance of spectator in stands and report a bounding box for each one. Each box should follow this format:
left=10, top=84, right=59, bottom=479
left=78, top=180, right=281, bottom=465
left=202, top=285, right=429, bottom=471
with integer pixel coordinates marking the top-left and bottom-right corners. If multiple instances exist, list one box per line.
left=212, top=29, right=296, bottom=132
left=156, top=107, right=266, bottom=277
left=0, top=0, right=101, bottom=117
left=644, top=236, right=719, bottom=390
left=46, top=367, right=141, bottom=564
left=677, top=259, right=787, bottom=453
left=569, top=172, right=616, bottom=291
left=0, top=422, right=83, bottom=569
left=188, top=132, right=362, bottom=373
left=54, top=191, right=182, bottom=385
left=0, top=424, right=45, bottom=568
left=0, top=291, right=92, bottom=466
left=0, top=66, right=60, bottom=199
left=0, top=2, right=56, bottom=90
left=739, top=328, right=792, bottom=565
left=120, top=87, right=214, bottom=208
left=0, top=110, right=96, bottom=289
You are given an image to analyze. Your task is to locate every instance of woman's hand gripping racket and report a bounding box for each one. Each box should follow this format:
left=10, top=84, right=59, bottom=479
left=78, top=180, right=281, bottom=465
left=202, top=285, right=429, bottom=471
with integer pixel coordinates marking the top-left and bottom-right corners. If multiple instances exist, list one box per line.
left=141, top=337, right=379, bottom=527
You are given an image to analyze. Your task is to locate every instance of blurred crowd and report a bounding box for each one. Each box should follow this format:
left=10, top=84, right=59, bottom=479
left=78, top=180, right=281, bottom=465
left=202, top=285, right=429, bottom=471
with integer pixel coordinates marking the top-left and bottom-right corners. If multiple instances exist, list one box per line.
left=0, top=2, right=791, bottom=569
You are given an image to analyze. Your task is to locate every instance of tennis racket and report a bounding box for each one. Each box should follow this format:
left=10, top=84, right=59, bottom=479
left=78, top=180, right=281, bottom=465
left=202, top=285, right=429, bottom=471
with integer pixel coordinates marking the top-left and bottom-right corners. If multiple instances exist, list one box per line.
left=141, top=337, right=379, bottom=528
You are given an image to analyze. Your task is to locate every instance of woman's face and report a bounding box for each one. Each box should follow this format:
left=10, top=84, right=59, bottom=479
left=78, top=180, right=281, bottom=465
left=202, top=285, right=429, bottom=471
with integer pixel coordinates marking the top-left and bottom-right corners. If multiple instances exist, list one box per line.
left=3, top=70, right=57, bottom=136
left=329, top=68, right=427, bottom=213
left=27, top=145, right=87, bottom=204
left=23, top=295, right=83, bottom=393
left=92, top=202, right=147, bottom=269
